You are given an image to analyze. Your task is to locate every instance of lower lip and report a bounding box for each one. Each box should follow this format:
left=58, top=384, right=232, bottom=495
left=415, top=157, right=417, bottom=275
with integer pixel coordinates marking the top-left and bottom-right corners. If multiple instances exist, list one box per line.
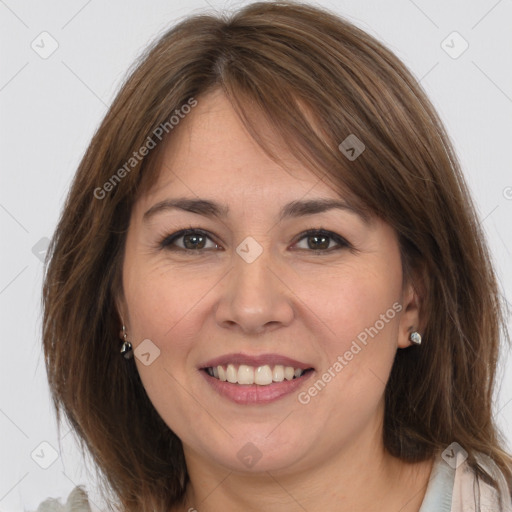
left=201, top=370, right=315, bottom=405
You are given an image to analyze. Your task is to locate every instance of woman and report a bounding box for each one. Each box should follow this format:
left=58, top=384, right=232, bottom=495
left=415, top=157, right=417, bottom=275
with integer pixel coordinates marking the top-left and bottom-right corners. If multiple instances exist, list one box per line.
left=38, top=1, right=512, bottom=511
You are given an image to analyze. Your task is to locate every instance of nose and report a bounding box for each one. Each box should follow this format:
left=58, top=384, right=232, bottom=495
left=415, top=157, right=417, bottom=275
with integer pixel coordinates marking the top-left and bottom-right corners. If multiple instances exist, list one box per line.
left=214, top=243, right=295, bottom=335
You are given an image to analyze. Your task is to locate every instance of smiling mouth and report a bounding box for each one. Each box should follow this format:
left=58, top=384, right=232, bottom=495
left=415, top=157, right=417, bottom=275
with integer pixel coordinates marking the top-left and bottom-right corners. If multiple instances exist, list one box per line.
left=203, top=364, right=314, bottom=386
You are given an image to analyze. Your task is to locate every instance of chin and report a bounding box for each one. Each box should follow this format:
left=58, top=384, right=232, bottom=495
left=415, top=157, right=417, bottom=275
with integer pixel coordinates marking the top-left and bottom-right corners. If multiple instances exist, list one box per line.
left=193, top=427, right=313, bottom=473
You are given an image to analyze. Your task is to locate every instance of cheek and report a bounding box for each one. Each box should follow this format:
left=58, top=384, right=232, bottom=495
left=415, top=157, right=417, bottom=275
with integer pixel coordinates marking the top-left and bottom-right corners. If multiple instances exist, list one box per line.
left=296, top=272, right=401, bottom=430
left=305, top=256, right=402, bottom=338
left=122, top=258, right=203, bottom=424
left=122, top=252, right=209, bottom=345
left=305, top=254, right=403, bottom=386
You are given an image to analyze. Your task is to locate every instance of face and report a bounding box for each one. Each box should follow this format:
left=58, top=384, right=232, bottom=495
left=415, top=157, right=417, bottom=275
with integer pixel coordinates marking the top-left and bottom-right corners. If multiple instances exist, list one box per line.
left=118, top=88, right=419, bottom=475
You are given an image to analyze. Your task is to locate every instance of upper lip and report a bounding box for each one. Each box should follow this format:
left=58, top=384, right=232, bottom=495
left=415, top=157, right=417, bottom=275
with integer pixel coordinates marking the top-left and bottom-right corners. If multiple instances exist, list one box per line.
left=200, top=353, right=314, bottom=370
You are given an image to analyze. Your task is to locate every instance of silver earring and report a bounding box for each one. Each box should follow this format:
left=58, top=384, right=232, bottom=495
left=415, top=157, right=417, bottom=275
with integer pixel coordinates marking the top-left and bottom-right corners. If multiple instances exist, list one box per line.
left=120, top=325, right=133, bottom=359
left=409, top=331, right=422, bottom=345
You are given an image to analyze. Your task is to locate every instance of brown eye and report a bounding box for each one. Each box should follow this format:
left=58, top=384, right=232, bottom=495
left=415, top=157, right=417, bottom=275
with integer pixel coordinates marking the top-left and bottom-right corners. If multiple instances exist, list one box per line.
left=181, top=232, right=207, bottom=250
left=293, top=229, right=350, bottom=252
left=160, top=229, right=220, bottom=251
left=305, top=233, right=330, bottom=250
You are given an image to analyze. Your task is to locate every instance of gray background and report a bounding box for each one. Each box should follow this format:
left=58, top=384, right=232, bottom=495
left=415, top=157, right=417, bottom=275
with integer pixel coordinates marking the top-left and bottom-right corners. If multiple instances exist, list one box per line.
left=1, top=0, right=511, bottom=510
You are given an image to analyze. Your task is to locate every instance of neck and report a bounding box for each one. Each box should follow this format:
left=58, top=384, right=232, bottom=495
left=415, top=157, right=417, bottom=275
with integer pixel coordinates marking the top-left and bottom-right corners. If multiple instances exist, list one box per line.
left=178, top=418, right=433, bottom=512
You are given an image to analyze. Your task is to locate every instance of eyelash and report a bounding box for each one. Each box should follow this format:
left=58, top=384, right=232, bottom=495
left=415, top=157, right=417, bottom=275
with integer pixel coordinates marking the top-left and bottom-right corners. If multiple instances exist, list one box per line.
left=158, top=226, right=351, bottom=254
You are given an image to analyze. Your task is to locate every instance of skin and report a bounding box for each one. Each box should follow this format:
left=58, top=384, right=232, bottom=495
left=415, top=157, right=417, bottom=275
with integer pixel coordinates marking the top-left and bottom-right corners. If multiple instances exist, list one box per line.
left=117, top=88, right=433, bottom=512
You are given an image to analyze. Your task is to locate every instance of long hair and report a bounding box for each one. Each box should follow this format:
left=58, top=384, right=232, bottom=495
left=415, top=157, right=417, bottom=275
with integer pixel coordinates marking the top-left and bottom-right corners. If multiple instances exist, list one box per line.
left=42, top=1, right=512, bottom=510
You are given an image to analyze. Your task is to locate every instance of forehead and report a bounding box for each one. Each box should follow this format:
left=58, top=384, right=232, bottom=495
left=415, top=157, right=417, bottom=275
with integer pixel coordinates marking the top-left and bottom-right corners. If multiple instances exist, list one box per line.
left=142, top=89, right=339, bottom=206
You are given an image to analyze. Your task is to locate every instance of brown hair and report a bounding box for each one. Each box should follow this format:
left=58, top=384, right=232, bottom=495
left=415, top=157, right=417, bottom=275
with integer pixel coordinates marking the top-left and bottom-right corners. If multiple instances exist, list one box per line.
left=42, top=1, right=512, bottom=510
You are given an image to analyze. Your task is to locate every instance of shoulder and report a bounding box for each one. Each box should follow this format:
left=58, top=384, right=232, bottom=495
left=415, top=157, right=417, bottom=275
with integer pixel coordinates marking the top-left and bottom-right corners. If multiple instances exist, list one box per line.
left=421, top=449, right=512, bottom=512
left=32, top=486, right=92, bottom=512
left=453, top=451, right=512, bottom=512
left=419, top=450, right=512, bottom=512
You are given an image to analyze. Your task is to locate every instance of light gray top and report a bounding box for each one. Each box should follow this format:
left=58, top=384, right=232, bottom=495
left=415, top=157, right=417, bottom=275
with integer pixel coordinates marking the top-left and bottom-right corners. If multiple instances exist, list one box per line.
left=420, top=450, right=512, bottom=512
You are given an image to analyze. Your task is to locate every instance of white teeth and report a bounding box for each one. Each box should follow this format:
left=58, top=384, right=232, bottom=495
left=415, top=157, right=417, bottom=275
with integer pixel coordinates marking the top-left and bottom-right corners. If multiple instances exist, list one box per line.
left=226, top=364, right=237, bottom=383
left=206, top=363, right=308, bottom=385
left=254, top=365, right=273, bottom=385
left=238, top=365, right=254, bottom=385
left=284, top=366, right=295, bottom=381
left=218, top=365, right=227, bottom=381
left=273, top=365, right=284, bottom=382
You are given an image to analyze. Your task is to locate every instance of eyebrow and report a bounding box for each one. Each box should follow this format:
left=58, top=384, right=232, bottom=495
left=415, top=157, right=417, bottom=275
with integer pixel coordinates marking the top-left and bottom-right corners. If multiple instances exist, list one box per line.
left=143, top=197, right=370, bottom=224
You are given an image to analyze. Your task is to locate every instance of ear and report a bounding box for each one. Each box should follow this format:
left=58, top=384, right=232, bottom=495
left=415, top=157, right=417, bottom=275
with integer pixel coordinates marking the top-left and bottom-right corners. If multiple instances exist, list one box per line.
left=397, top=280, right=422, bottom=349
